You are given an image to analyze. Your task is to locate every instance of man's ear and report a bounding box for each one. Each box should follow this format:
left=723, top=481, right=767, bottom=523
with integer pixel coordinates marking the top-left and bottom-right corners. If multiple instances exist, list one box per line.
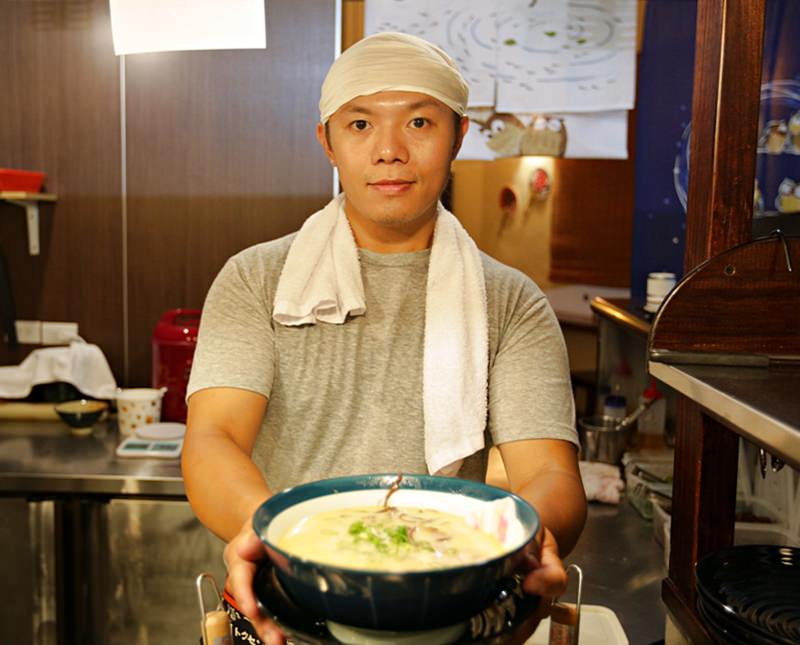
left=316, top=122, right=336, bottom=166
left=452, top=116, right=469, bottom=160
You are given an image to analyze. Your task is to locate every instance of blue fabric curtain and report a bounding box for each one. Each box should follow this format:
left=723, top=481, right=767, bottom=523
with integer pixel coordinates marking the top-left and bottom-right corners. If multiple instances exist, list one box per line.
left=629, top=0, right=696, bottom=305
left=630, top=0, right=800, bottom=304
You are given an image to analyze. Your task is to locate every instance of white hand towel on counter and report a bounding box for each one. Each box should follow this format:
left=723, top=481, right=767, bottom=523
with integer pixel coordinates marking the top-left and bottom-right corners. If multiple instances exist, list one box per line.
left=579, top=461, right=625, bottom=505
left=0, top=340, right=118, bottom=400
left=273, top=193, right=488, bottom=476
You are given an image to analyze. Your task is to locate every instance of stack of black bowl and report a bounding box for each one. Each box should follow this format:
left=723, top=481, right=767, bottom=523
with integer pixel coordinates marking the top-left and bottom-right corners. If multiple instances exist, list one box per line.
left=695, top=545, right=800, bottom=644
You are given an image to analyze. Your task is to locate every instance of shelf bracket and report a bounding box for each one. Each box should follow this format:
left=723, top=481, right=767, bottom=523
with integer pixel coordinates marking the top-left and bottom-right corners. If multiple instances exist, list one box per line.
left=6, top=198, right=42, bottom=255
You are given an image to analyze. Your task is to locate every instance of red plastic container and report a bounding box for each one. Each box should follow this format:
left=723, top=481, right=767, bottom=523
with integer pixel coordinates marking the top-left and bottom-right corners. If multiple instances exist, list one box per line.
left=0, top=168, right=46, bottom=193
left=151, top=309, right=202, bottom=423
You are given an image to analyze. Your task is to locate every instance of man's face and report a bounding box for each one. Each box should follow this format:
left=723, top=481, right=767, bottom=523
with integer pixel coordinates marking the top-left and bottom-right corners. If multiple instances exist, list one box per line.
left=317, top=91, right=467, bottom=237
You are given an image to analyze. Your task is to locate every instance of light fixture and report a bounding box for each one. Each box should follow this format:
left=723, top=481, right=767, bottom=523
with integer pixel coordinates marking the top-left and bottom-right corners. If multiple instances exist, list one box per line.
left=109, top=0, right=266, bottom=56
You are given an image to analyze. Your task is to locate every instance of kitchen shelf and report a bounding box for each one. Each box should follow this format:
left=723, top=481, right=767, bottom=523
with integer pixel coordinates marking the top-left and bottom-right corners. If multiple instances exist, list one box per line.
left=0, top=191, right=56, bottom=255
left=650, top=361, right=800, bottom=469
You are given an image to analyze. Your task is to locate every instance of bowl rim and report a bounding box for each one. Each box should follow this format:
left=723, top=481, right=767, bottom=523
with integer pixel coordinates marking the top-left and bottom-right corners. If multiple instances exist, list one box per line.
left=253, top=473, right=540, bottom=577
left=54, top=399, right=109, bottom=414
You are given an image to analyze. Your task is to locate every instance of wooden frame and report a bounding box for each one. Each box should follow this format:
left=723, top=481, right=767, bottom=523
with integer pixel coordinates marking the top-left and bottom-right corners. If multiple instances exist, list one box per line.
left=656, top=1, right=768, bottom=642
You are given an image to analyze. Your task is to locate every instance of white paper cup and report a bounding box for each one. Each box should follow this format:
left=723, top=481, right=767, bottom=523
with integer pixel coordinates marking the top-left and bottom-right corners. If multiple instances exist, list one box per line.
left=116, top=387, right=167, bottom=436
left=644, top=272, right=677, bottom=313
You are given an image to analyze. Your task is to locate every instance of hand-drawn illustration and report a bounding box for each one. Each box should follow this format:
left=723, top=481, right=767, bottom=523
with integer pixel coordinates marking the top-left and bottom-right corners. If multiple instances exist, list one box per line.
left=464, top=109, right=566, bottom=157
left=496, top=0, right=637, bottom=113
left=776, top=177, right=800, bottom=213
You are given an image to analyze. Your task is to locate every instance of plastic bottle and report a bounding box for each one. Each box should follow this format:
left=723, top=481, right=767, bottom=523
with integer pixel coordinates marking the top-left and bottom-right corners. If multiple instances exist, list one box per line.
left=602, top=388, right=627, bottom=421
left=637, top=379, right=666, bottom=449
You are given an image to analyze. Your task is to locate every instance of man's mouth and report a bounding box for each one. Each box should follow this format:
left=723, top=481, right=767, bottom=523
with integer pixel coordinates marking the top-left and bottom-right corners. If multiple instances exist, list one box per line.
left=369, top=179, right=414, bottom=194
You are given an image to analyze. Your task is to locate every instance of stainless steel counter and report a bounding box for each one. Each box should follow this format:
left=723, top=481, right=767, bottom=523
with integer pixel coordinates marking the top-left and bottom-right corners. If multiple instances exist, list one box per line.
left=564, top=501, right=666, bottom=645
left=1, top=419, right=667, bottom=643
left=0, top=418, right=184, bottom=497
left=650, top=361, right=800, bottom=470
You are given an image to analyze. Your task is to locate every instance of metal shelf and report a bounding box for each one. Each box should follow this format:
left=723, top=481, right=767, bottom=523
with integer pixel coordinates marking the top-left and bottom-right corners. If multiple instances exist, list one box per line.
left=0, top=191, right=57, bottom=255
left=649, top=360, right=800, bottom=469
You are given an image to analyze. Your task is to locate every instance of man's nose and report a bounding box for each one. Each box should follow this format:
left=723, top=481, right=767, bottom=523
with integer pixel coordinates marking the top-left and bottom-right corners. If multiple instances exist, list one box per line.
left=372, top=127, right=408, bottom=164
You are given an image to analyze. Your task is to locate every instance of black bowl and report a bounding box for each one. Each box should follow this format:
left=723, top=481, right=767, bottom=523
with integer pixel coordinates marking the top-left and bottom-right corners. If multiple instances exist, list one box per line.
left=54, top=399, right=108, bottom=435
left=252, top=474, right=540, bottom=631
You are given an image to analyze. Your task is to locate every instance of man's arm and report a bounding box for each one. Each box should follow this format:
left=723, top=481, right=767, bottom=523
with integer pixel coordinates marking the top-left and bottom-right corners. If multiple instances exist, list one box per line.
left=499, top=437, right=586, bottom=556
left=183, top=387, right=286, bottom=643
left=182, top=387, right=272, bottom=542
left=498, top=437, right=586, bottom=600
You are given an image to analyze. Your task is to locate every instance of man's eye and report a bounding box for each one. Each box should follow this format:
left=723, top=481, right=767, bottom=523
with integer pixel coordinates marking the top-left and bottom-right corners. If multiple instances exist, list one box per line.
left=411, top=117, right=427, bottom=128
left=352, top=120, right=368, bottom=131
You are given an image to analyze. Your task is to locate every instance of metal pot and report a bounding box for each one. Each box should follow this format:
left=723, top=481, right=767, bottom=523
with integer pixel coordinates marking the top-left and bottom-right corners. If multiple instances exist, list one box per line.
left=578, top=415, right=633, bottom=465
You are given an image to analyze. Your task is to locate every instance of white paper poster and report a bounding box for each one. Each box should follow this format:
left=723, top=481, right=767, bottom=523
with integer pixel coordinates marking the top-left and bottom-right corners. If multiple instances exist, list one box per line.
left=496, top=0, right=637, bottom=113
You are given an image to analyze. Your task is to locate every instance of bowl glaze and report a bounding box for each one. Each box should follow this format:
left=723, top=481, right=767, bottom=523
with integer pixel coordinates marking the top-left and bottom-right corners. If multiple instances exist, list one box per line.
left=252, top=474, right=540, bottom=631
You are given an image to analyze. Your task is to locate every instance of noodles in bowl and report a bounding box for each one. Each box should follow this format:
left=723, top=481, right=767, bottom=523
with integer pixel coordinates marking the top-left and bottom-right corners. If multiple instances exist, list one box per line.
left=253, top=474, right=540, bottom=631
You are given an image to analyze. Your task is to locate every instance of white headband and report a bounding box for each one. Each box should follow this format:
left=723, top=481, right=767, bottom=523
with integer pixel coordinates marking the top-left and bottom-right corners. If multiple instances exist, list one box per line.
left=319, top=32, right=469, bottom=123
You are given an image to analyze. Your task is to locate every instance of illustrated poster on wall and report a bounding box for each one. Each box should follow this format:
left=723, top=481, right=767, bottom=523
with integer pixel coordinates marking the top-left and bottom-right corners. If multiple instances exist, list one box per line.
left=495, top=0, right=637, bottom=114
left=459, top=108, right=628, bottom=160
left=364, top=0, right=635, bottom=159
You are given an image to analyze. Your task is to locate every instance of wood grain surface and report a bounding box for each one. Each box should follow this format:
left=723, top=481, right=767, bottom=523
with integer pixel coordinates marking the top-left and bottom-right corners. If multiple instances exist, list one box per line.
left=0, top=0, right=335, bottom=386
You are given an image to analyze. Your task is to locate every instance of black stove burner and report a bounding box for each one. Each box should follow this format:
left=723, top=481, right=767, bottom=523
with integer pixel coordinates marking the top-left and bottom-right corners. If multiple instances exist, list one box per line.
left=253, top=560, right=542, bottom=644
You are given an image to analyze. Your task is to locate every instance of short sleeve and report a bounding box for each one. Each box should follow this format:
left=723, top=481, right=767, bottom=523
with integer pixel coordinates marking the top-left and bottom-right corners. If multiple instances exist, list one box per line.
left=187, top=255, right=275, bottom=399
left=487, top=274, right=578, bottom=448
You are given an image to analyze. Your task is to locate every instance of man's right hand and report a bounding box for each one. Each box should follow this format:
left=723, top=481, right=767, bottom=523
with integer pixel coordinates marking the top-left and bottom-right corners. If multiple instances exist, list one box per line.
left=224, top=517, right=286, bottom=645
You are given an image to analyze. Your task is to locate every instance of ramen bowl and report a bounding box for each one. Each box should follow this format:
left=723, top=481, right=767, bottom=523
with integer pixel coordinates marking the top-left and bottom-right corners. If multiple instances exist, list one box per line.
left=252, top=473, right=540, bottom=631
left=54, top=399, right=109, bottom=436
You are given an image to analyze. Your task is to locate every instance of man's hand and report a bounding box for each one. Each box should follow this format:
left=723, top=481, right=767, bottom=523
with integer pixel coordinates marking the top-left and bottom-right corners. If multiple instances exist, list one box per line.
left=520, top=527, right=568, bottom=597
left=502, top=528, right=567, bottom=645
left=224, top=517, right=285, bottom=645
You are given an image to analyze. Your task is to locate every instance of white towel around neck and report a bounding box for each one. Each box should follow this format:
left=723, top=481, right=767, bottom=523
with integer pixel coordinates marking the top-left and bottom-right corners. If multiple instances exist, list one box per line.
left=272, top=194, right=488, bottom=476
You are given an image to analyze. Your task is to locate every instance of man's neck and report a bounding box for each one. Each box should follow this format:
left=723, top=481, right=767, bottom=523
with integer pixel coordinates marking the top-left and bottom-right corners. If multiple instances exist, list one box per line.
left=345, top=208, right=437, bottom=253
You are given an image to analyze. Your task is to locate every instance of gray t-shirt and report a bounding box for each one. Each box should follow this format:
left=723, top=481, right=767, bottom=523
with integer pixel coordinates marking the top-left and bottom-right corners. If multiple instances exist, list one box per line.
left=187, top=234, right=577, bottom=492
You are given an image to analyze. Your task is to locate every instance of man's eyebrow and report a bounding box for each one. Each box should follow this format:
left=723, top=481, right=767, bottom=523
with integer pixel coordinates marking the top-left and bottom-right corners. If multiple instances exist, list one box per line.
left=341, top=105, right=374, bottom=116
left=340, top=99, right=442, bottom=116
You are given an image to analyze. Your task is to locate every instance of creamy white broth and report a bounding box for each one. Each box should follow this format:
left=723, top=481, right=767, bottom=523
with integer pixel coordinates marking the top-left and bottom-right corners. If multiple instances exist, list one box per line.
left=276, top=505, right=506, bottom=571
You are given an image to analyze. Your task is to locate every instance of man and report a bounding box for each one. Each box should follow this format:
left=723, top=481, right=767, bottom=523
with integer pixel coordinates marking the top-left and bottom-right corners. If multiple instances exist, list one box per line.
left=183, top=32, right=586, bottom=645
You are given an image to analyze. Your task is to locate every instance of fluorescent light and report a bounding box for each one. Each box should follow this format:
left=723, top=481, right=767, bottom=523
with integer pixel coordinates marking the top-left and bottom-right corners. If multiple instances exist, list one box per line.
left=109, top=0, right=266, bottom=56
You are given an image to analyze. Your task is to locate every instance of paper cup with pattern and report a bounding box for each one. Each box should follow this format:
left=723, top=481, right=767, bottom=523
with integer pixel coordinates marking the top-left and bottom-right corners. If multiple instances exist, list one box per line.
left=115, top=387, right=167, bottom=437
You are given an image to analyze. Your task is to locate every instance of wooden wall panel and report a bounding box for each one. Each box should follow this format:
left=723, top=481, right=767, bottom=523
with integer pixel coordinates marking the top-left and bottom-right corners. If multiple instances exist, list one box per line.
left=1, top=0, right=336, bottom=388
left=548, top=109, right=637, bottom=288
left=0, top=0, right=124, bottom=375
left=124, top=0, right=335, bottom=385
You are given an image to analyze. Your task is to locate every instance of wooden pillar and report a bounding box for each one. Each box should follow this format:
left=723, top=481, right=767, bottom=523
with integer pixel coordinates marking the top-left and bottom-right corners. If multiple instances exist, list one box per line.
left=684, top=0, right=766, bottom=266
left=663, top=0, right=766, bottom=640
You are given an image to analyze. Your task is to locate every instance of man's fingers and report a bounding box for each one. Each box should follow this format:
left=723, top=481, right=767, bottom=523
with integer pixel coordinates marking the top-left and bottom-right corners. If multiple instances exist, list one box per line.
left=227, top=556, right=259, bottom=618
left=236, top=527, right=268, bottom=561
left=521, top=558, right=568, bottom=597
left=224, top=528, right=267, bottom=621
left=521, top=528, right=568, bottom=597
left=258, top=619, right=286, bottom=645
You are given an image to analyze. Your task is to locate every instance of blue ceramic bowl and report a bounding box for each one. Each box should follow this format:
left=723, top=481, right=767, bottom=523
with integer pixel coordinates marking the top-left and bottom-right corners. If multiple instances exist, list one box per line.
left=252, top=474, right=540, bottom=631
